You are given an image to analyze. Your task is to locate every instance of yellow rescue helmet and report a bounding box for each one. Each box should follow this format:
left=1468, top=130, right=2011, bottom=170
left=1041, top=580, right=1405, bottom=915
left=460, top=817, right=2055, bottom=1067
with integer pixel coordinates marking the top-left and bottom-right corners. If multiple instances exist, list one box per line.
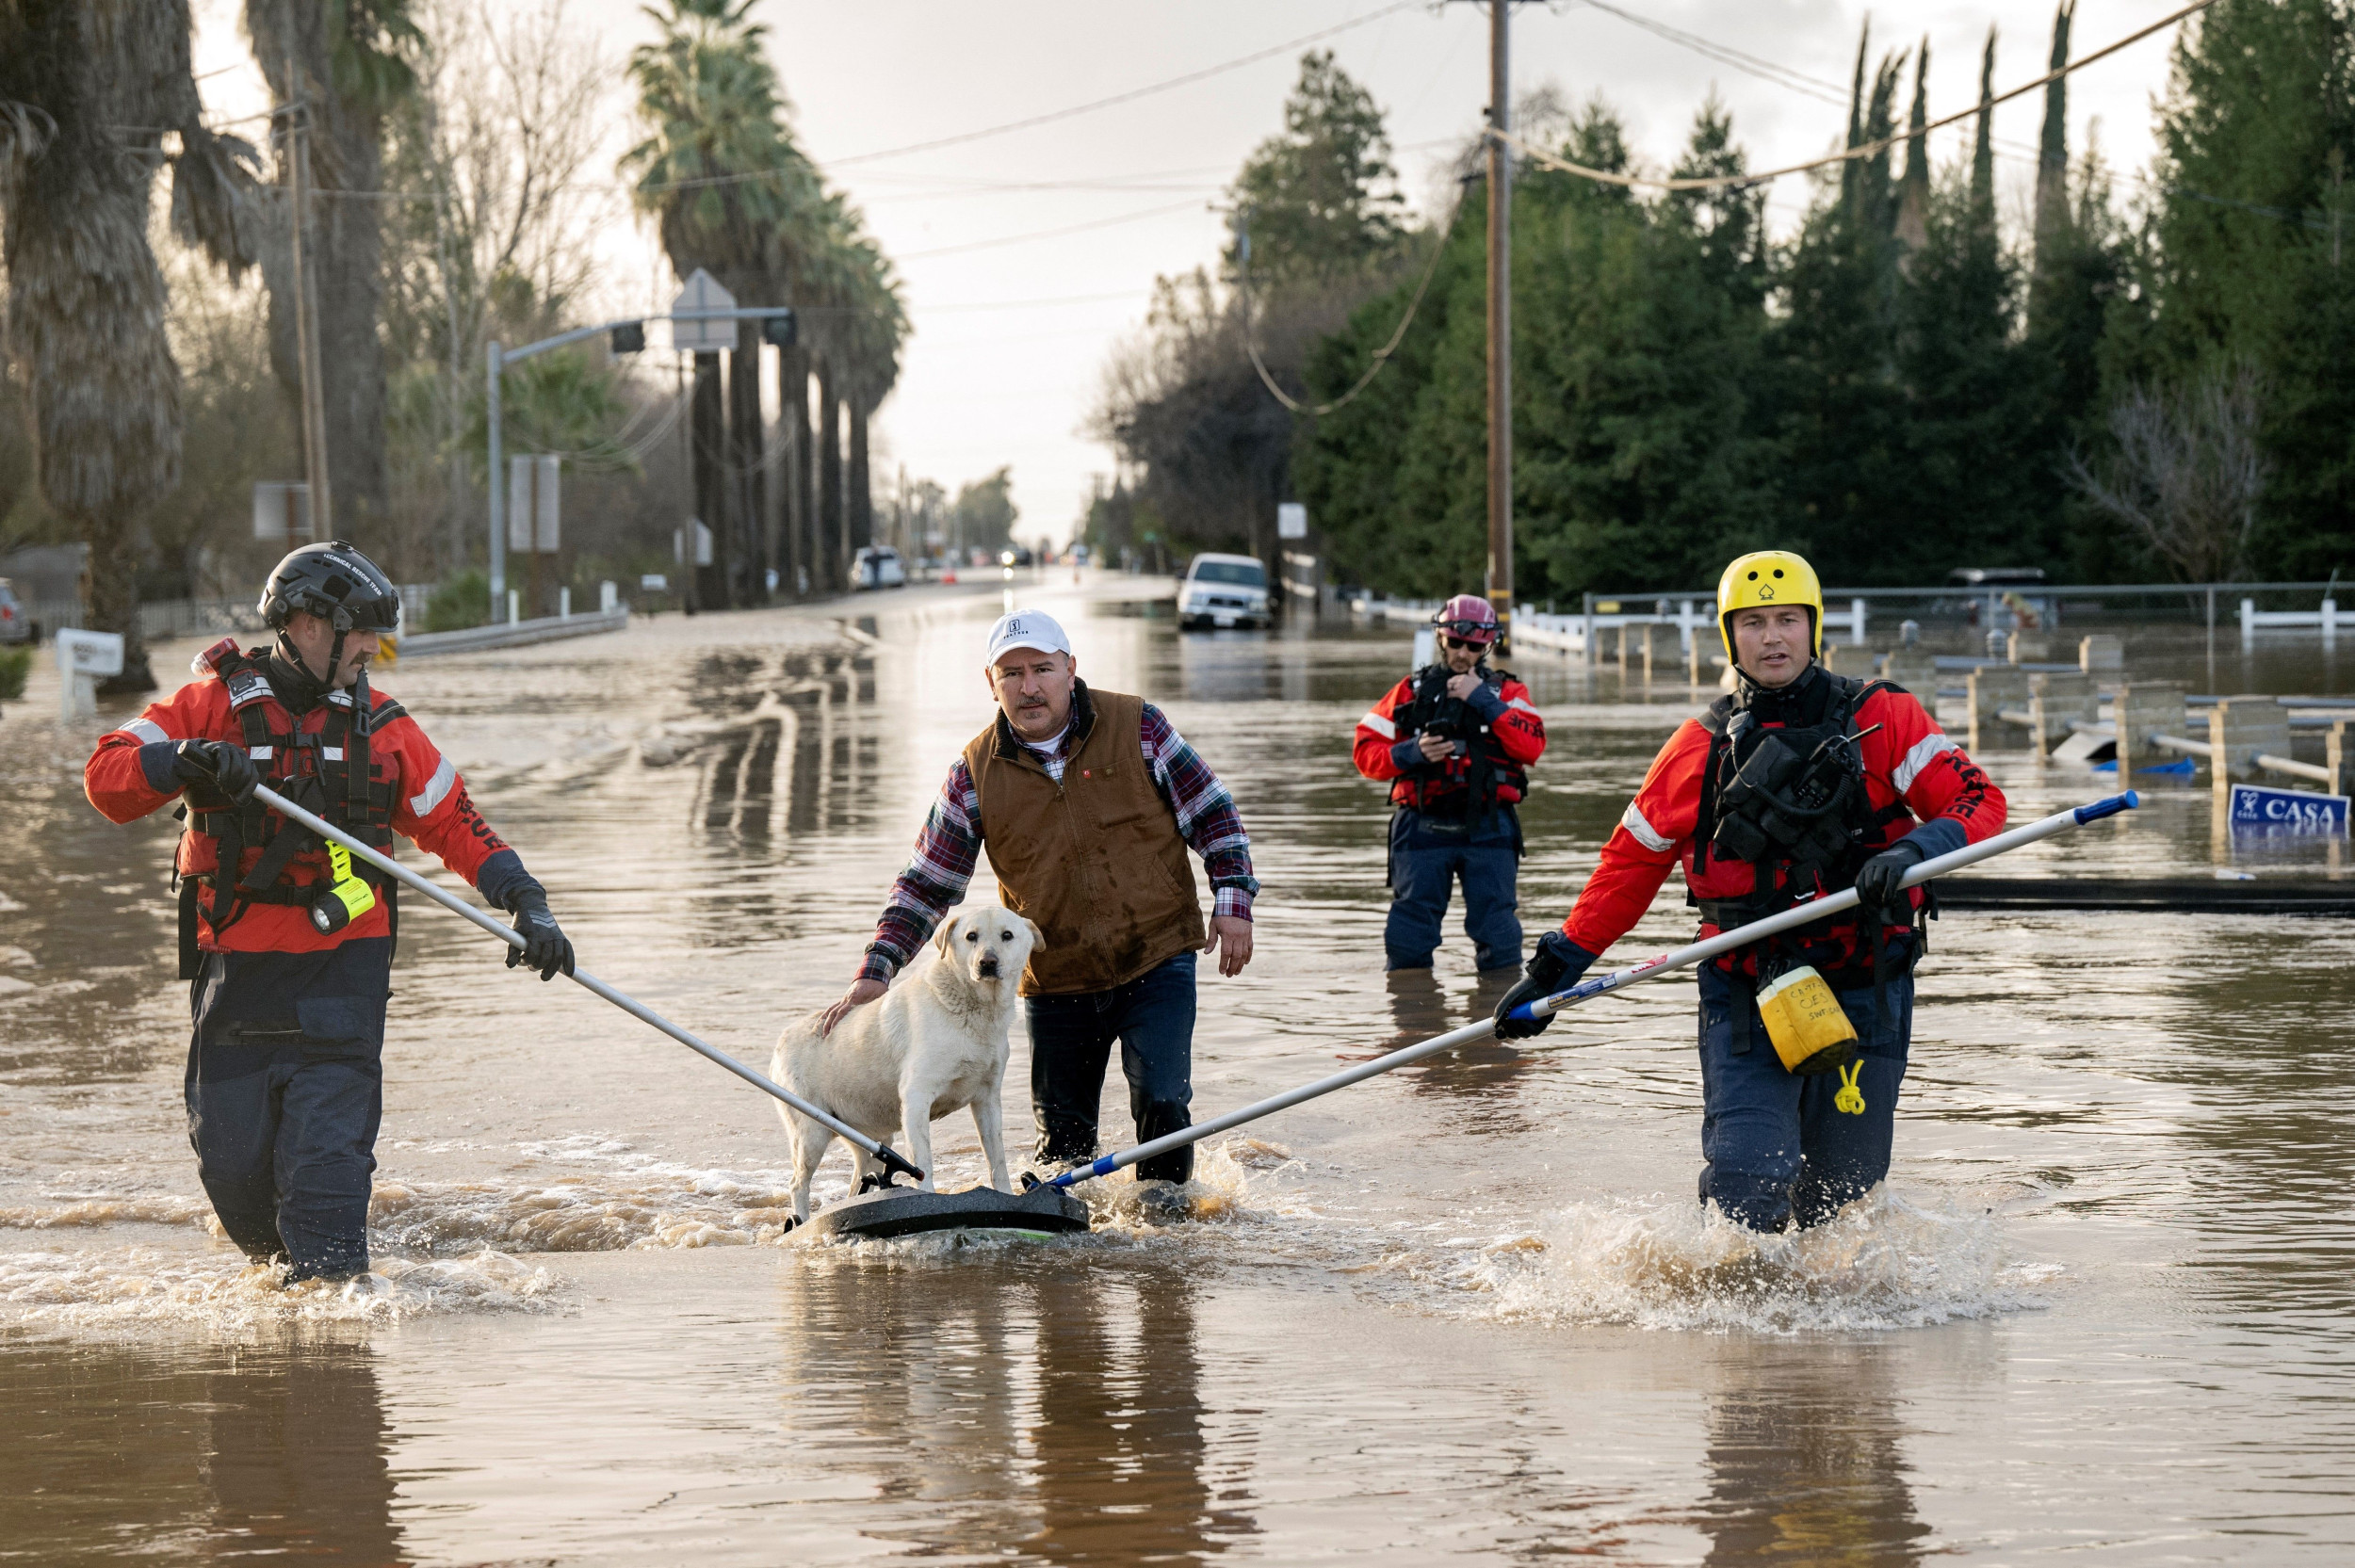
left=1716, top=549, right=1824, bottom=660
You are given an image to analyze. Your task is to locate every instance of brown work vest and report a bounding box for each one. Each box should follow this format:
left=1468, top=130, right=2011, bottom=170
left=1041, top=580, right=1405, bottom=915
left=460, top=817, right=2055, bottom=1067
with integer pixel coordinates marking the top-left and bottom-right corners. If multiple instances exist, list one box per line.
left=962, top=683, right=1205, bottom=996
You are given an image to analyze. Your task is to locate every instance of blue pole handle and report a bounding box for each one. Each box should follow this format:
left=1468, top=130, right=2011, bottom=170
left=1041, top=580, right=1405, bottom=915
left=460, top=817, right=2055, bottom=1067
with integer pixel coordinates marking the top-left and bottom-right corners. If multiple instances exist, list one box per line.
left=2072, top=790, right=2140, bottom=824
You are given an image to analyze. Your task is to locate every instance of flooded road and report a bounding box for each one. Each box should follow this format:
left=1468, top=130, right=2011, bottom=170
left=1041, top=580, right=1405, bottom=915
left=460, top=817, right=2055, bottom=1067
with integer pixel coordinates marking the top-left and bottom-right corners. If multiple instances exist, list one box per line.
left=4, top=576, right=2353, bottom=1562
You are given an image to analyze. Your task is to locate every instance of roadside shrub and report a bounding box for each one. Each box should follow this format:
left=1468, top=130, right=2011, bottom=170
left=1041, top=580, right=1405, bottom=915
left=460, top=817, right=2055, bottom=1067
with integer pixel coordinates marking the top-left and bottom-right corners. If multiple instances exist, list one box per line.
left=422, top=572, right=491, bottom=633
left=0, top=645, right=29, bottom=701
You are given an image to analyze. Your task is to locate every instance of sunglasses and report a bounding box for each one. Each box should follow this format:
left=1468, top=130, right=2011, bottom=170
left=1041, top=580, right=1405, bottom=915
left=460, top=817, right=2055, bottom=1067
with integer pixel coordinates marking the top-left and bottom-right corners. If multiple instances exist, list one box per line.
left=1438, top=633, right=1487, bottom=651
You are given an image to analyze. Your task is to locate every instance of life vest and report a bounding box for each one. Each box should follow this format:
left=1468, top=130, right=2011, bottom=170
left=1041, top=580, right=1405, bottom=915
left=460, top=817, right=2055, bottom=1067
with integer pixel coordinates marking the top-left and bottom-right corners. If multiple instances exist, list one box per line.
left=1398, top=663, right=1526, bottom=819
left=177, top=639, right=401, bottom=944
left=1686, top=667, right=1921, bottom=982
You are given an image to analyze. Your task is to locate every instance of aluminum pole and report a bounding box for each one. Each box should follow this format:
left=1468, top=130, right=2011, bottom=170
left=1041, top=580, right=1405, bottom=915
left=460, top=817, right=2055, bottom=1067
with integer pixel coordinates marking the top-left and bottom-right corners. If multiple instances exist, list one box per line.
left=1053, top=792, right=2141, bottom=1187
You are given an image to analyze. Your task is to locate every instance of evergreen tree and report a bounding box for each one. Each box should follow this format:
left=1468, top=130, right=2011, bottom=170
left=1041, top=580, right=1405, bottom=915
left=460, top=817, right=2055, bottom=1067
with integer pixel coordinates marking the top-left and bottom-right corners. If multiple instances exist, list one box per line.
left=2121, top=0, right=2355, bottom=576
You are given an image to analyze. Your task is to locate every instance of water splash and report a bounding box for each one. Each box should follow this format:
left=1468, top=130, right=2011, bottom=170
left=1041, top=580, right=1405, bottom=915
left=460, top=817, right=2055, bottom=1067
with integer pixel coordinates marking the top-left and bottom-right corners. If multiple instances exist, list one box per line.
left=0, top=1245, right=553, bottom=1333
left=1401, top=1188, right=2052, bottom=1334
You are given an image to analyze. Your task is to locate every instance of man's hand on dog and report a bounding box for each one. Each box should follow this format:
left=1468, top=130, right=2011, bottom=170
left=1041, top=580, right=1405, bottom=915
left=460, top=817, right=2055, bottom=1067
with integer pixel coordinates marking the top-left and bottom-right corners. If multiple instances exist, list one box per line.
left=1204, top=914, right=1254, bottom=978
left=820, top=978, right=887, bottom=1037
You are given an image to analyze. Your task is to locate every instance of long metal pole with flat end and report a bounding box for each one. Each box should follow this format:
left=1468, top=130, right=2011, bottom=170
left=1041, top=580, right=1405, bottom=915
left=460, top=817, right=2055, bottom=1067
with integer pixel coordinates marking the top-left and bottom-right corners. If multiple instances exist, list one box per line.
left=247, top=783, right=924, bottom=1182
left=1053, top=792, right=2142, bottom=1188
left=1485, top=0, right=1514, bottom=655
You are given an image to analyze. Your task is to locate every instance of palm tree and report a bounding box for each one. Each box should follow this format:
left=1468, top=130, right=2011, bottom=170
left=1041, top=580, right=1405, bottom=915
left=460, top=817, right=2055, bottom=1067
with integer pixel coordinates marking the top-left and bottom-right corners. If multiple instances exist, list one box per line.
left=244, top=0, right=421, bottom=542
left=624, top=0, right=819, bottom=607
left=1, top=0, right=258, bottom=692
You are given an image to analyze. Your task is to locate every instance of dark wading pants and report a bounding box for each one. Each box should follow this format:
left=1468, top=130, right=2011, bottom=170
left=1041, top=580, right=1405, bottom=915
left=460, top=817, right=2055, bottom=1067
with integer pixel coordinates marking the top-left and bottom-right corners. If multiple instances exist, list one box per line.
left=1385, top=806, right=1522, bottom=973
left=186, top=938, right=393, bottom=1282
left=1026, top=951, right=1196, bottom=1184
left=1697, top=961, right=1913, bottom=1233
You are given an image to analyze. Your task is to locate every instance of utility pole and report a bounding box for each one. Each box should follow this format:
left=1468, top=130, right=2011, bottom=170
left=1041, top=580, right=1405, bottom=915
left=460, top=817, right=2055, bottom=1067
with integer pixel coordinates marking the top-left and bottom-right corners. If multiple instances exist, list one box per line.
left=285, top=70, right=333, bottom=542
left=1485, top=0, right=1513, bottom=654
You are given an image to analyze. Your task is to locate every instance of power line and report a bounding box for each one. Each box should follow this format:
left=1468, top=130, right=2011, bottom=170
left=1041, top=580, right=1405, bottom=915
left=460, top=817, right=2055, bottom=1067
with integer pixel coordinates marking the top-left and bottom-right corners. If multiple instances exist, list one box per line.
left=895, top=198, right=1209, bottom=262
left=1574, top=0, right=1848, bottom=107
left=625, top=2, right=1424, bottom=200
left=1241, top=203, right=1462, bottom=417
left=1502, top=0, right=2218, bottom=193
left=827, top=1, right=1426, bottom=169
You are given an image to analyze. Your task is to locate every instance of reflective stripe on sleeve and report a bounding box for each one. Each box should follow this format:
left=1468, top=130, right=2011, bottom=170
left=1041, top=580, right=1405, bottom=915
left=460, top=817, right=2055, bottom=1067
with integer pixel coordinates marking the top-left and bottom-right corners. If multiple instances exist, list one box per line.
left=118, top=717, right=169, bottom=744
left=1359, top=709, right=1397, bottom=740
left=1892, top=733, right=1959, bottom=796
left=1619, top=800, right=1674, bottom=853
left=408, top=755, right=457, bottom=816
left=1506, top=697, right=1540, bottom=716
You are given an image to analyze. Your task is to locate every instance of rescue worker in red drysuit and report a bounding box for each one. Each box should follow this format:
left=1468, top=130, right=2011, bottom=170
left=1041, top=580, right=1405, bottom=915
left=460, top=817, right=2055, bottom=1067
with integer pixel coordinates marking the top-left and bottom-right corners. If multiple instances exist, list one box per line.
left=1354, top=594, right=1548, bottom=972
left=1495, top=551, right=2006, bottom=1231
left=84, top=542, right=574, bottom=1284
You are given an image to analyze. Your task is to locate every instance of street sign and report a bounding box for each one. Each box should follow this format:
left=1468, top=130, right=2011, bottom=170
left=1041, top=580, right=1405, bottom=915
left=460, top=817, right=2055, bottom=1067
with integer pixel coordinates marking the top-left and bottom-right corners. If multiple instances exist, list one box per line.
left=252, top=481, right=312, bottom=542
left=508, top=454, right=560, bottom=553
left=670, top=268, right=738, bottom=351
left=640, top=574, right=667, bottom=591
left=1277, top=502, right=1307, bottom=540
left=2228, top=783, right=2349, bottom=837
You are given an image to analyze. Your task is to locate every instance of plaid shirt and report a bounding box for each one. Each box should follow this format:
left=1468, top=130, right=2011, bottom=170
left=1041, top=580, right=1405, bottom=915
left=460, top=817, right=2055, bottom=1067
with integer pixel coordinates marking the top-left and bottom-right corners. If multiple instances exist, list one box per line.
left=861, top=699, right=1257, bottom=983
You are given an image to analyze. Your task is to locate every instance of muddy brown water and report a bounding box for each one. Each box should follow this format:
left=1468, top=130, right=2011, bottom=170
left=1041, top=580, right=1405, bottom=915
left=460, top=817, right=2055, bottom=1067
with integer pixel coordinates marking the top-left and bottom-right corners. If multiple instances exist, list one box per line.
left=3, top=578, right=2352, bottom=1563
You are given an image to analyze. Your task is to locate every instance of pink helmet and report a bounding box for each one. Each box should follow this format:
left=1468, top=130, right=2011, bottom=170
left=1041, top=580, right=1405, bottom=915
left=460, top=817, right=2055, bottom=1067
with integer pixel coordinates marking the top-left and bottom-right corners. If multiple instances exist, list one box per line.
left=1435, top=593, right=1498, bottom=646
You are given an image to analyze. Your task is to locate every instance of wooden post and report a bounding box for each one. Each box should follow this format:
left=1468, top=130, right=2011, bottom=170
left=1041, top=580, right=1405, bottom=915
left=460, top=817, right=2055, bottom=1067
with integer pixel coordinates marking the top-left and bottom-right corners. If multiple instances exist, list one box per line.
left=2327, top=719, right=2351, bottom=796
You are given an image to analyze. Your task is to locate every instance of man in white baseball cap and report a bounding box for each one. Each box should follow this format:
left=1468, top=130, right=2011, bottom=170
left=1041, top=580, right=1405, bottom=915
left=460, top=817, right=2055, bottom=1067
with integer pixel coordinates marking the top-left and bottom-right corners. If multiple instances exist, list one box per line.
left=822, top=608, right=1259, bottom=1204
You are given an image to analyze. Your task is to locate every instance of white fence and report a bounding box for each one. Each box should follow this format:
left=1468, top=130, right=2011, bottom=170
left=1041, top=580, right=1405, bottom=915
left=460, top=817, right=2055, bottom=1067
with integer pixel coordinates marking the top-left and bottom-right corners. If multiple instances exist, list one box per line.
left=1513, top=598, right=1869, bottom=657
left=2242, top=596, right=2342, bottom=644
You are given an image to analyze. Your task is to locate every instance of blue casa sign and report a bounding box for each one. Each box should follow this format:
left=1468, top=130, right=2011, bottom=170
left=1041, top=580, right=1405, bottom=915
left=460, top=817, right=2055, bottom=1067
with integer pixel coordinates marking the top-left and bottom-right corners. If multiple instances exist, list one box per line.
left=2228, top=783, right=2349, bottom=837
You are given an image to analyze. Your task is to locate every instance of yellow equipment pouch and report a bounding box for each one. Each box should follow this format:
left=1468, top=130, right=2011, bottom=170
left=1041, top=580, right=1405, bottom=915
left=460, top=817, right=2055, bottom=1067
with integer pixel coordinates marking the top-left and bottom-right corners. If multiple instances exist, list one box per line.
left=307, top=842, right=379, bottom=936
left=1753, top=964, right=1860, bottom=1075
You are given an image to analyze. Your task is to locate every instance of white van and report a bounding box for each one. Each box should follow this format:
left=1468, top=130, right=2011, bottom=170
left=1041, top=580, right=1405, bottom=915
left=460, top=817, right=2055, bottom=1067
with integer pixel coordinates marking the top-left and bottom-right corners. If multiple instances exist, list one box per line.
left=1177, top=553, right=1270, bottom=630
left=853, top=546, right=906, bottom=590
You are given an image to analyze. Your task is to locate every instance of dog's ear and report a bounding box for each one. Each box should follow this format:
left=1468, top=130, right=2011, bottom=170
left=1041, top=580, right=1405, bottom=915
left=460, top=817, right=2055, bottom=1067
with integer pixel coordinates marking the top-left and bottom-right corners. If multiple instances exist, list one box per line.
left=933, top=914, right=960, bottom=957
left=1022, top=917, right=1044, bottom=948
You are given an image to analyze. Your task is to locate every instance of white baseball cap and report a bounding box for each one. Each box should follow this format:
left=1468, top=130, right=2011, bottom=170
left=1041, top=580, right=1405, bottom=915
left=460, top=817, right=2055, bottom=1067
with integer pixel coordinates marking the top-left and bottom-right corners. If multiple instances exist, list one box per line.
left=984, top=609, right=1073, bottom=664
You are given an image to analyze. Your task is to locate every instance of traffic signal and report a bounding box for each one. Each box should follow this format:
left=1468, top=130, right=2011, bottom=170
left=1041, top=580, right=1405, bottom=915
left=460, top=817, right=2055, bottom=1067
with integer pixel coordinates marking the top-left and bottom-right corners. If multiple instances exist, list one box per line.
left=610, top=321, right=646, bottom=354
left=761, top=309, right=797, bottom=348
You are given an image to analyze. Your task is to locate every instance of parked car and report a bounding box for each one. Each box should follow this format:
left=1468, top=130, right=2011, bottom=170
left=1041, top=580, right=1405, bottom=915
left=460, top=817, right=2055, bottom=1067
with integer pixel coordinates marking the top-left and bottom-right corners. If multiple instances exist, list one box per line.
left=853, top=546, right=906, bottom=590
left=0, top=578, right=35, bottom=645
left=1178, top=553, right=1270, bottom=630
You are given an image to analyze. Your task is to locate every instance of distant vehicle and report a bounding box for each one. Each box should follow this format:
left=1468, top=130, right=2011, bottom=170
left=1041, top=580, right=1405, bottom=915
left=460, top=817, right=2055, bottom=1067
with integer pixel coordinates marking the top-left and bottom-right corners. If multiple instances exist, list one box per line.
left=853, top=545, right=906, bottom=590
left=1946, top=567, right=2055, bottom=629
left=1178, top=553, right=1270, bottom=630
left=0, top=578, right=34, bottom=645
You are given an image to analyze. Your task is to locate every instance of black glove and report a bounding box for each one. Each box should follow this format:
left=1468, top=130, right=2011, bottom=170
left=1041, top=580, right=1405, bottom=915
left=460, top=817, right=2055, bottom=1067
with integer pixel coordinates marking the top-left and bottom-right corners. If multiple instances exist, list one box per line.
left=1494, top=931, right=1597, bottom=1041
left=1853, top=838, right=1928, bottom=919
left=172, top=739, right=258, bottom=805
left=505, top=892, right=576, bottom=981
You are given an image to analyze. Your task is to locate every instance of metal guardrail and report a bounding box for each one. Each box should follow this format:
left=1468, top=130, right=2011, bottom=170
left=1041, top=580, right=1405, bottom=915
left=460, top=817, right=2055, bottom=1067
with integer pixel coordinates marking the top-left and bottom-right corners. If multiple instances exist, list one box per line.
left=396, top=606, right=627, bottom=657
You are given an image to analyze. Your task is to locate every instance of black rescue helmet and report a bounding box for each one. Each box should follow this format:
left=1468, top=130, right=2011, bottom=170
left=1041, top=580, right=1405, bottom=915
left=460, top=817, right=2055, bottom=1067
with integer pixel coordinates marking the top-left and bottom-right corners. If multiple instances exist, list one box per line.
left=259, top=541, right=401, bottom=635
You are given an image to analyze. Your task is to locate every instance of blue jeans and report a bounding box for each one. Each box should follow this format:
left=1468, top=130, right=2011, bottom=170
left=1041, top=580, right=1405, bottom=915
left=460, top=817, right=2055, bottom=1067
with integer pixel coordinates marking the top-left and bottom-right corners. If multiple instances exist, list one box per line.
left=1386, top=807, right=1522, bottom=972
left=1026, top=951, right=1196, bottom=1183
left=1696, top=962, right=1912, bottom=1232
left=185, top=939, right=392, bottom=1281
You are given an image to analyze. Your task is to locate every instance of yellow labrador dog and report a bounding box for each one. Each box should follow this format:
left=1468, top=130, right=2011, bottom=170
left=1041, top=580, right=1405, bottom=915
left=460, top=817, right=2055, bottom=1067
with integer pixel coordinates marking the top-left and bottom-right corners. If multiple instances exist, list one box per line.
left=772, top=905, right=1040, bottom=1225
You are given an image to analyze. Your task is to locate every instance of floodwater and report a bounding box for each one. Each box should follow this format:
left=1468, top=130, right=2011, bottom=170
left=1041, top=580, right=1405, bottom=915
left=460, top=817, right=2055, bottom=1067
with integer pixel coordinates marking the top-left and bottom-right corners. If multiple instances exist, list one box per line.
left=3, top=576, right=2352, bottom=1564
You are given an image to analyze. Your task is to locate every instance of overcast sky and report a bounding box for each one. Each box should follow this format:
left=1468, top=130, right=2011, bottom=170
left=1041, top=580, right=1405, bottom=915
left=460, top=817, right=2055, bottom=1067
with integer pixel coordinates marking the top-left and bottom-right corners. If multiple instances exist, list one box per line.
left=190, top=0, right=2201, bottom=549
